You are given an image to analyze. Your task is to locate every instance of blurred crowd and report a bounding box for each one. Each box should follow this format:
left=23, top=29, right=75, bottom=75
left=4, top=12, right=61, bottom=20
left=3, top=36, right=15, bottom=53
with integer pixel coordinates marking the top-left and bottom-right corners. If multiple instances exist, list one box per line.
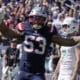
left=0, top=0, right=80, bottom=37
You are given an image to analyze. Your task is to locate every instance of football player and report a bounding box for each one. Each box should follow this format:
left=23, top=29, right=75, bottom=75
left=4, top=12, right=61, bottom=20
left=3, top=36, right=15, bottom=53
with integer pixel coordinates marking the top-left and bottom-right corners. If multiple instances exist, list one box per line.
left=51, top=17, right=80, bottom=80
left=0, top=7, right=79, bottom=80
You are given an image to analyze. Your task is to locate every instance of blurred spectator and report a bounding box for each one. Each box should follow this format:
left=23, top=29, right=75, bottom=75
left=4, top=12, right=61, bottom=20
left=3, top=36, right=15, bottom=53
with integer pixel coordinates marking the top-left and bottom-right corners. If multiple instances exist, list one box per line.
left=2, top=38, right=19, bottom=80
left=52, top=13, right=64, bottom=34
left=34, top=0, right=43, bottom=7
left=4, top=0, right=10, bottom=4
left=25, top=0, right=33, bottom=15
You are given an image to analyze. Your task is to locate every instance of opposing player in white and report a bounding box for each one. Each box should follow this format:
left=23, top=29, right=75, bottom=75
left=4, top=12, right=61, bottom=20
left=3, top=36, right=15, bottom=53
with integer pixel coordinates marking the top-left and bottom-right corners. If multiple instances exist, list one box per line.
left=52, top=17, right=80, bottom=80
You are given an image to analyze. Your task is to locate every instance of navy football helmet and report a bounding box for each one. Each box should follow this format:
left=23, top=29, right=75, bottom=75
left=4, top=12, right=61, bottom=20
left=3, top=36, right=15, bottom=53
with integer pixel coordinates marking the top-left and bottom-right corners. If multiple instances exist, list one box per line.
left=28, top=7, right=48, bottom=29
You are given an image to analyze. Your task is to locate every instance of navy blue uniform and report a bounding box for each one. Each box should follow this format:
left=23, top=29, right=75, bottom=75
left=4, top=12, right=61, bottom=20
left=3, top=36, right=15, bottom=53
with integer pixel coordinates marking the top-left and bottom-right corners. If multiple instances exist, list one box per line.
left=16, top=25, right=57, bottom=80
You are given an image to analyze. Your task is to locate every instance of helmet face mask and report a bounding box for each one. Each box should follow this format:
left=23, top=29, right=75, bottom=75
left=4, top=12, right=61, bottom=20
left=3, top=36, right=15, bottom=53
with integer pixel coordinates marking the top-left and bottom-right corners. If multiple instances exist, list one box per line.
left=29, top=15, right=46, bottom=29
left=61, top=17, right=79, bottom=37
left=28, top=7, right=47, bottom=29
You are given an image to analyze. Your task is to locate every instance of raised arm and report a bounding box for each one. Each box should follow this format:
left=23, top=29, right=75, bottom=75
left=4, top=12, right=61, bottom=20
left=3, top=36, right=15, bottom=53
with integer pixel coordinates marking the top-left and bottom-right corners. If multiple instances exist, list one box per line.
left=52, top=34, right=77, bottom=46
left=0, top=21, right=21, bottom=38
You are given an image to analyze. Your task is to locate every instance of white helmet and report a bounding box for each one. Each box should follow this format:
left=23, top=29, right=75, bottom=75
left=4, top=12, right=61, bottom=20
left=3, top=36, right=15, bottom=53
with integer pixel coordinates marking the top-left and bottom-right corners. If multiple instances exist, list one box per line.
left=28, top=7, right=47, bottom=29
left=62, top=17, right=79, bottom=35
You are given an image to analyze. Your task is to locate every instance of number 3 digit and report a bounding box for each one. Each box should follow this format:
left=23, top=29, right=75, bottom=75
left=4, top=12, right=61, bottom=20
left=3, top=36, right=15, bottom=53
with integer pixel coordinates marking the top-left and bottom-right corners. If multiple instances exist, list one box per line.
left=35, top=37, right=46, bottom=55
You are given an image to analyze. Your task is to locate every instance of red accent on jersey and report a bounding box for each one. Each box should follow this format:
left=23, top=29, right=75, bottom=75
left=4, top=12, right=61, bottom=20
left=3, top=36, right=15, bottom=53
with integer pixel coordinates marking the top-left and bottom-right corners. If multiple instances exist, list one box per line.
left=16, top=22, right=24, bottom=31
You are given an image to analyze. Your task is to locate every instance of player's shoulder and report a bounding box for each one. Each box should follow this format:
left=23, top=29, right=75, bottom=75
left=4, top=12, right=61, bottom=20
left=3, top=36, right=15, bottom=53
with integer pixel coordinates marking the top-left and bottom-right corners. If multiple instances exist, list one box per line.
left=16, top=21, right=32, bottom=31
left=46, top=24, right=58, bottom=34
left=23, top=21, right=32, bottom=31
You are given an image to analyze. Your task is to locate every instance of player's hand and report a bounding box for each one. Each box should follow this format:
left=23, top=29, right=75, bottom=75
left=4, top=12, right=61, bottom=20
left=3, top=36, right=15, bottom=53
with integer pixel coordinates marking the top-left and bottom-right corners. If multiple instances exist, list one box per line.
left=71, top=36, right=80, bottom=42
left=51, top=73, right=57, bottom=80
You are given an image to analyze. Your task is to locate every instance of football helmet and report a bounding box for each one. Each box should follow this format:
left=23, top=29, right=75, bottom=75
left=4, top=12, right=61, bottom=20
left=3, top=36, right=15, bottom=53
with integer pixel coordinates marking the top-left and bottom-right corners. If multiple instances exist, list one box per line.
left=28, top=7, right=47, bottom=29
left=61, top=17, right=79, bottom=36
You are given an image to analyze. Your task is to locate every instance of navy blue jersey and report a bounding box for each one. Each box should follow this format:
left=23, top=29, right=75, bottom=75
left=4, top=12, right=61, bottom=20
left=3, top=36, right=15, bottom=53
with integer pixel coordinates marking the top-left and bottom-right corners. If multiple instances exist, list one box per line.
left=19, top=25, right=57, bottom=73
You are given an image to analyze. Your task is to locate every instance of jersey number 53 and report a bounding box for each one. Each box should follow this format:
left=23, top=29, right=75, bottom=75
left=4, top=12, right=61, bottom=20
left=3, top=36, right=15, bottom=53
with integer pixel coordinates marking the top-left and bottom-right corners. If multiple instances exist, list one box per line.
left=23, top=35, right=47, bottom=55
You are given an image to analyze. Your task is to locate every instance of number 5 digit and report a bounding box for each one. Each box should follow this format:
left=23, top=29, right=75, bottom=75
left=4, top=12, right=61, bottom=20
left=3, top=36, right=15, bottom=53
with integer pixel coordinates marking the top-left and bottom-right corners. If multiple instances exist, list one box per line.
left=24, top=36, right=35, bottom=52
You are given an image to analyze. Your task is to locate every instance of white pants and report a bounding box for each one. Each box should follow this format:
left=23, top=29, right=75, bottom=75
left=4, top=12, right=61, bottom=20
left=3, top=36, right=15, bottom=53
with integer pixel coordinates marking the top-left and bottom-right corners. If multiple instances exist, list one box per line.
left=58, top=74, right=72, bottom=80
left=58, top=74, right=79, bottom=80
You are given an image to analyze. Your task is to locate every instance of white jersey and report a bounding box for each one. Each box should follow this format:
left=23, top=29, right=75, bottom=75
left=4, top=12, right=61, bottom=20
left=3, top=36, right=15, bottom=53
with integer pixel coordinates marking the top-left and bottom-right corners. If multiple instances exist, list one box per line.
left=60, top=46, right=76, bottom=75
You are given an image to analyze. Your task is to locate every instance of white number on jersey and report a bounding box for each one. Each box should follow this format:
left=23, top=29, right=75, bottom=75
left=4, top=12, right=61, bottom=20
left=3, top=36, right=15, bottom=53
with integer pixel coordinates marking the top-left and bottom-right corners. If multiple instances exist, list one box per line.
left=24, top=35, right=46, bottom=55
